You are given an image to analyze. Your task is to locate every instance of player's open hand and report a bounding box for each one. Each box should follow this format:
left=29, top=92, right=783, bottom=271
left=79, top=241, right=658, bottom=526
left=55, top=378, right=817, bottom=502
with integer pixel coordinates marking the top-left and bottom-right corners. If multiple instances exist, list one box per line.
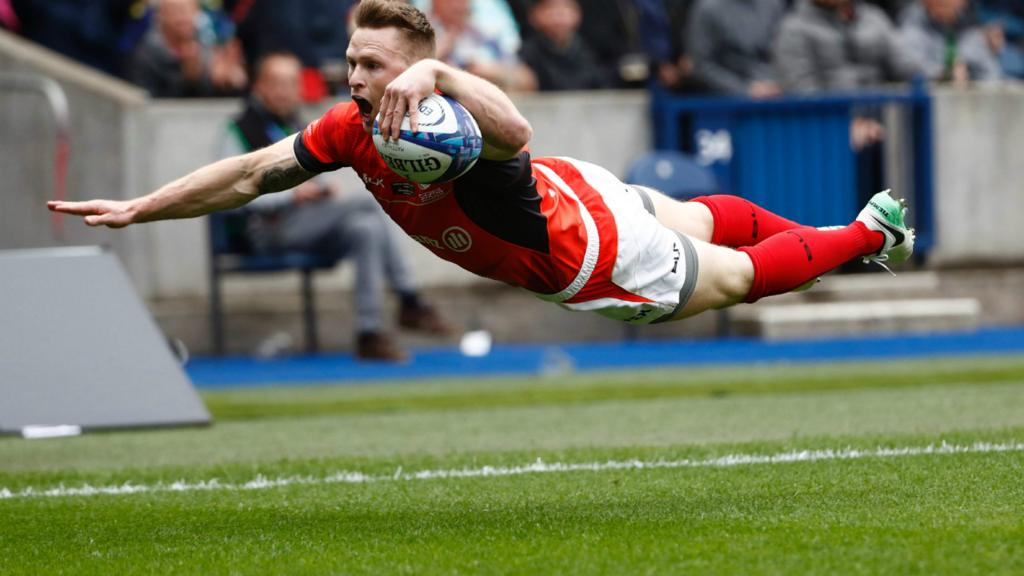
left=47, top=199, right=136, bottom=228
left=378, top=60, right=439, bottom=141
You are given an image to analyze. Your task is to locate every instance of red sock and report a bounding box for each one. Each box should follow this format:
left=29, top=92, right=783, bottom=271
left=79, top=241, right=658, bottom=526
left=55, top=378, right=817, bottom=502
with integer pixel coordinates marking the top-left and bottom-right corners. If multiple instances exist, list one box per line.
left=691, top=195, right=804, bottom=247
left=739, top=222, right=884, bottom=303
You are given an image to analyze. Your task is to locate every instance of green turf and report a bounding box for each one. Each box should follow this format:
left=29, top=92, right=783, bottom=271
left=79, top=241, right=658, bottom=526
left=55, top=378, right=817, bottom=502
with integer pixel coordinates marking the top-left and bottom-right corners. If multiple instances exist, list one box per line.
left=2, top=355, right=1024, bottom=574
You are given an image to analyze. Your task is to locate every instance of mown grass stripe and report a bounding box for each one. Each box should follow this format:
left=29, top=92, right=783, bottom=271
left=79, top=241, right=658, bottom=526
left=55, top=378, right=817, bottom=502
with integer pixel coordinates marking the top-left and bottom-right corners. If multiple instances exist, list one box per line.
left=3, top=441, right=1021, bottom=501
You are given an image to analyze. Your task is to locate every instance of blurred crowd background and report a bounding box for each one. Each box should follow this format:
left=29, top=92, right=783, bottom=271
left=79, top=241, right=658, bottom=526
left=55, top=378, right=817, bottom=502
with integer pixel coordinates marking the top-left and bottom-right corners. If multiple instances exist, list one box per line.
left=1, top=0, right=1021, bottom=101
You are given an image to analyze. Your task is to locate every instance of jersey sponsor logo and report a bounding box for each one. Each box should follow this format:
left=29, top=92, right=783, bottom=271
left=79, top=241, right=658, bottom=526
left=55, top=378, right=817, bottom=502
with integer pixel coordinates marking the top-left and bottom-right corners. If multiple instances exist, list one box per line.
left=411, top=234, right=444, bottom=251
left=418, top=187, right=449, bottom=204
left=442, top=227, right=473, bottom=252
left=359, top=172, right=385, bottom=189
left=391, top=182, right=416, bottom=196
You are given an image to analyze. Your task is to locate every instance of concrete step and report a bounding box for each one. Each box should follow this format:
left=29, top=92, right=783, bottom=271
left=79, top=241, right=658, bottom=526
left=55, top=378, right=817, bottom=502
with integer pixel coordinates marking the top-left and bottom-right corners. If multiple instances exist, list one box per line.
left=802, top=271, right=942, bottom=302
left=729, top=297, right=982, bottom=340
left=765, top=271, right=943, bottom=305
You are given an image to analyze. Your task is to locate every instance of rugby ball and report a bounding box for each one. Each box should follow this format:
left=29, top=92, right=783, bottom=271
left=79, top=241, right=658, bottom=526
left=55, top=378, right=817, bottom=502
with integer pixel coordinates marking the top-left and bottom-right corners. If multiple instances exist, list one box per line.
left=372, top=93, right=483, bottom=184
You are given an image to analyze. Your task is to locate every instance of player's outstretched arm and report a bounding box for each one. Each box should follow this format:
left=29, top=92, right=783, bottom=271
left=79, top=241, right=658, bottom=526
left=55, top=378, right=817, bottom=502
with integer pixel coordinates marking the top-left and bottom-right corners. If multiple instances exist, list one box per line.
left=378, top=59, right=532, bottom=161
left=48, top=134, right=313, bottom=228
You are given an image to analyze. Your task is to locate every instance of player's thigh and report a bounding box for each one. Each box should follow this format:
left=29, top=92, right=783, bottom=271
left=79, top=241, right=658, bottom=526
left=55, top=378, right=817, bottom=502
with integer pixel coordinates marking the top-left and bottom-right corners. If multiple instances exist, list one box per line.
left=644, top=188, right=714, bottom=242
left=671, top=237, right=754, bottom=320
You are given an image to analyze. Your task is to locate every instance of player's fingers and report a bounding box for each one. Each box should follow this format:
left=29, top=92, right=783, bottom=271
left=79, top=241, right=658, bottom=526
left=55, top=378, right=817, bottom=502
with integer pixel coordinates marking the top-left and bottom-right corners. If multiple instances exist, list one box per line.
left=378, top=92, right=393, bottom=140
left=407, top=94, right=420, bottom=134
left=389, top=98, right=406, bottom=142
left=47, top=200, right=106, bottom=216
left=84, top=211, right=130, bottom=229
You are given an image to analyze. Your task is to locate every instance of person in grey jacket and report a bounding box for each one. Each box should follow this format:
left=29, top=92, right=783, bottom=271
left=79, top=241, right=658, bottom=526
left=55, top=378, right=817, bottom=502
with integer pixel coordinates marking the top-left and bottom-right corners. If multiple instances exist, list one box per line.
left=686, top=0, right=787, bottom=97
left=900, top=0, right=1002, bottom=83
left=129, top=0, right=247, bottom=98
left=774, top=0, right=922, bottom=93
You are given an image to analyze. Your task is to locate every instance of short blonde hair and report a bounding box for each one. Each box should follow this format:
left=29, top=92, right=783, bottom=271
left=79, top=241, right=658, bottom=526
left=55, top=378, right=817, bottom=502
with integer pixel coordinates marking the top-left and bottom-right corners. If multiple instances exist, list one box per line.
left=353, top=0, right=436, bottom=60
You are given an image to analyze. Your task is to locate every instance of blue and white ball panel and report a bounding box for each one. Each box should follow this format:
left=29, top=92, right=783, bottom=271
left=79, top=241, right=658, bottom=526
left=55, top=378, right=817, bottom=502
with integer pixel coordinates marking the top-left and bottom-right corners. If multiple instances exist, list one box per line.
left=373, top=93, right=483, bottom=184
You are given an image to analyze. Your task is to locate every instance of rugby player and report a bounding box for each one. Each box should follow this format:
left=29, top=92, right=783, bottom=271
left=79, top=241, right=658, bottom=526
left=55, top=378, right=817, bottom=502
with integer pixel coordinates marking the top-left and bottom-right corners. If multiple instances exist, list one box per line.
left=49, top=0, right=914, bottom=327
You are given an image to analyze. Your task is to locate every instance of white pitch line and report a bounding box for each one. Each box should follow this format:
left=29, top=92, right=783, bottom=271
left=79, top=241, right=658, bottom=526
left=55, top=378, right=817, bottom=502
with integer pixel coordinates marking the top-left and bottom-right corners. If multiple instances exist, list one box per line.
left=2, top=441, right=1022, bottom=501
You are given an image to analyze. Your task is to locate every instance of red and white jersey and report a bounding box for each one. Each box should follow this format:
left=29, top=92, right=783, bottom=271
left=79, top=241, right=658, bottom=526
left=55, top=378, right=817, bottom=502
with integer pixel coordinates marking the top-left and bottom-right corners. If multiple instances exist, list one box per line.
left=294, top=101, right=696, bottom=323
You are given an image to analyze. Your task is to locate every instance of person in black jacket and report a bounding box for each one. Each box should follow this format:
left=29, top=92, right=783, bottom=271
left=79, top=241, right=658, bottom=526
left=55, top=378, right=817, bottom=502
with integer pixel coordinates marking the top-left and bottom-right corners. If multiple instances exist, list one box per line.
left=519, top=0, right=611, bottom=90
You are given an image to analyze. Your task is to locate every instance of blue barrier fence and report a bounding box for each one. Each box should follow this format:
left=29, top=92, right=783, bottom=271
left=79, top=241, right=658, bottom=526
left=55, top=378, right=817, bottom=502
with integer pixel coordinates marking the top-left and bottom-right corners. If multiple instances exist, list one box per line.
left=650, top=87, right=934, bottom=253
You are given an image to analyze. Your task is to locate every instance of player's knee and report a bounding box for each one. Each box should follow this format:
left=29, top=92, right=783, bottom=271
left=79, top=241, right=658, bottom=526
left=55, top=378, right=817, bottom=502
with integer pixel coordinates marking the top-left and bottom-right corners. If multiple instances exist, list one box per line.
left=714, top=251, right=755, bottom=304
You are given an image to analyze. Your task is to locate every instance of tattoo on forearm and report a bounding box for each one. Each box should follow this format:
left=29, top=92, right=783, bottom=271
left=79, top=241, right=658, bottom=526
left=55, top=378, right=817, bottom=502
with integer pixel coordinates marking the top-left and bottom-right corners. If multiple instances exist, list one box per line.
left=257, top=164, right=312, bottom=195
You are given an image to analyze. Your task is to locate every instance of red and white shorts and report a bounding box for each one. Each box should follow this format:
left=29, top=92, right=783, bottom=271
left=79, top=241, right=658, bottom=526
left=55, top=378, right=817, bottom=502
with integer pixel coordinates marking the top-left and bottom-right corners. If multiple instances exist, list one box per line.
left=533, top=159, right=700, bottom=325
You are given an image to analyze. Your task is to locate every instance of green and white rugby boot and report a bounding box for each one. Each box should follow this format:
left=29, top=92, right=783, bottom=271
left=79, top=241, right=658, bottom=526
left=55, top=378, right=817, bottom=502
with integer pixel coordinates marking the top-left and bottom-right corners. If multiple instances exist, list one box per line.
left=856, top=189, right=915, bottom=269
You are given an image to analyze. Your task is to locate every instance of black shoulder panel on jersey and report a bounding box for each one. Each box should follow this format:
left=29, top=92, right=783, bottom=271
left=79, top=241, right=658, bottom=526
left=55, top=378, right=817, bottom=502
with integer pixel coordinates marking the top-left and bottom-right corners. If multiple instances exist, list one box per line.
left=452, top=151, right=549, bottom=254
left=293, top=130, right=346, bottom=174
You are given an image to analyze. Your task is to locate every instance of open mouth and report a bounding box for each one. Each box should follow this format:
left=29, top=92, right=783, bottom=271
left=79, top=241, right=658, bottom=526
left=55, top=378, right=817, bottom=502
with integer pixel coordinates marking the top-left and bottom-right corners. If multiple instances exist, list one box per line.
left=353, top=95, right=374, bottom=122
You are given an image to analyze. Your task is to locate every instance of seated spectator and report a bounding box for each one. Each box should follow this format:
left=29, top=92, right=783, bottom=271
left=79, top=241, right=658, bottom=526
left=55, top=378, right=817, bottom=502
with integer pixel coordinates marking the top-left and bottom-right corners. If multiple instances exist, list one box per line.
left=231, top=0, right=355, bottom=99
left=577, top=0, right=675, bottom=88
left=130, top=0, right=248, bottom=97
left=10, top=0, right=137, bottom=74
left=661, top=0, right=710, bottom=93
left=977, top=0, right=1024, bottom=78
left=865, top=0, right=913, bottom=20
left=687, top=0, right=787, bottom=97
left=900, top=0, right=1002, bottom=84
left=223, top=52, right=453, bottom=361
left=519, top=0, right=611, bottom=90
left=0, top=0, right=20, bottom=32
left=774, top=0, right=922, bottom=93
left=422, top=0, right=536, bottom=91
left=414, top=0, right=523, bottom=59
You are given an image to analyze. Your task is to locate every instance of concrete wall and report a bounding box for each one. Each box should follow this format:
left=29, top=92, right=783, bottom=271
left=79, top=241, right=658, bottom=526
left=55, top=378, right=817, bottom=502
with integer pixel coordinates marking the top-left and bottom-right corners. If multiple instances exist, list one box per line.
left=0, top=30, right=152, bottom=292
left=930, top=84, right=1024, bottom=265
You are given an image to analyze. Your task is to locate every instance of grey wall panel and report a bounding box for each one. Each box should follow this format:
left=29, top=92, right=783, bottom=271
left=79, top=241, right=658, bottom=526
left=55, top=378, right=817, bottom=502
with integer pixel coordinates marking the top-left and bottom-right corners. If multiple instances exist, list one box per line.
left=0, top=247, right=210, bottom=433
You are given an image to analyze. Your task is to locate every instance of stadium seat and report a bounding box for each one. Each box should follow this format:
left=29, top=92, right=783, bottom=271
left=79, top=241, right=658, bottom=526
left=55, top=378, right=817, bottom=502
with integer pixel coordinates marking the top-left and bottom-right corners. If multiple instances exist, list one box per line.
left=625, top=150, right=718, bottom=200
left=208, top=210, right=338, bottom=356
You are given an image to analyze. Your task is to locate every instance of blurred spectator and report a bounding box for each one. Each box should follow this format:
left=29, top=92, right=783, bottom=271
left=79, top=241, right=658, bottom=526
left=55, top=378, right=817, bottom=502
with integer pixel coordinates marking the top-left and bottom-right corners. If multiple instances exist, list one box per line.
left=421, top=0, right=536, bottom=91
left=661, top=0, right=710, bottom=93
left=518, top=0, right=611, bottom=90
left=0, top=0, right=20, bottom=32
left=774, top=0, right=922, bottom=93
left=977, top=0, right=1024, bottom=78
left=10, top=0, right=137, bottom=74
left=865, top=0, right=912, bottom=19
left=504, top=0, right=531, bottom=40
left=687, top=0, right=787, bottom=97
left=900, top=0, right=1002, bottom=84
left=414, top=0, right=523, bottom=58
left=231, top=0, right=354, bottom=99
left=223, top=52, right=453, bottom=362
left=130, top=0, right=248, bottom=97
left=577, top=0, right=675, bottom=88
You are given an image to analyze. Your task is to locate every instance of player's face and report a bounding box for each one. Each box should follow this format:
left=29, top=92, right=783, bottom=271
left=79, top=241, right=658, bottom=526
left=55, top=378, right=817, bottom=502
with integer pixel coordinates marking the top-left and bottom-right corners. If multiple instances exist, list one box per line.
left=347, top=27, right=416, bottom=133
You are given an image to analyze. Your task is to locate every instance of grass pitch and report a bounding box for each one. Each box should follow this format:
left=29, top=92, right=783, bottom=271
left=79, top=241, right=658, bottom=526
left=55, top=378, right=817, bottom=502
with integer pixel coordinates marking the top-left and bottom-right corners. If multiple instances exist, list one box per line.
left=2, top=356, right=1024, bottom=574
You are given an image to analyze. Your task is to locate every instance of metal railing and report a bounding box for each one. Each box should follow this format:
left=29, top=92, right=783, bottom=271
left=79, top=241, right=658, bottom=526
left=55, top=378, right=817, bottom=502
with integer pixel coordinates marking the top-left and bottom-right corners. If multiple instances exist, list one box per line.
left=0, top=72, right=71, bottom=240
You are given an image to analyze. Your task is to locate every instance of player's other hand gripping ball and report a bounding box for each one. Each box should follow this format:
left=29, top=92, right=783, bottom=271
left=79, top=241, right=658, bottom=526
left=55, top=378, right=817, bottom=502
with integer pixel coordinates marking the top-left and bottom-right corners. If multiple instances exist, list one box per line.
left=373, top=94, right=483, bottom=184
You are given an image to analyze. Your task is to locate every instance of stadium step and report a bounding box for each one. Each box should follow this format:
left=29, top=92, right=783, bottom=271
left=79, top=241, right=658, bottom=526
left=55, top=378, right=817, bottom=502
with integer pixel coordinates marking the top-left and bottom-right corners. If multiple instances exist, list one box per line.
left=729, top=297, right=981, bottom=340
left=727, top=271, right=983, bottom=340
